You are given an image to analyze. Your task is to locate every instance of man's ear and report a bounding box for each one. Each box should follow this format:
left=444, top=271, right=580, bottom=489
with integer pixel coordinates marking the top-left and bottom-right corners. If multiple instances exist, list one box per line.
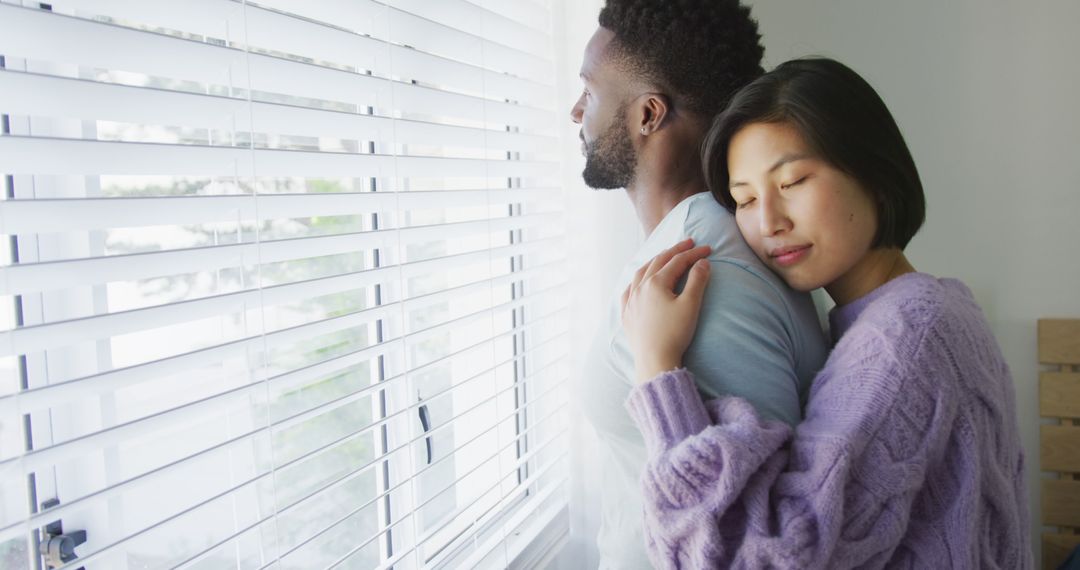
left=638, top=93, right=671, bottom=136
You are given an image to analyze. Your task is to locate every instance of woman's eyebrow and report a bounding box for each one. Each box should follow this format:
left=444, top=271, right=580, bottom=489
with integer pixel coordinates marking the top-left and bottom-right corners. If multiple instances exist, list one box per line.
left=767, top=153, right=812, bottom=173
left=730, top=153, right=812, bottom=187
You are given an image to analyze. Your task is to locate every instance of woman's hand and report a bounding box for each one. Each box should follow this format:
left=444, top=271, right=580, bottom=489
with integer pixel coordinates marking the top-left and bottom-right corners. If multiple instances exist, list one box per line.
left=620, top=238, right=712, bottom=384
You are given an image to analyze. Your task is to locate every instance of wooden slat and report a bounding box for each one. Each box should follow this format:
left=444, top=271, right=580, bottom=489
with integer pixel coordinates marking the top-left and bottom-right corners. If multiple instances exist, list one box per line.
left=1043, top=533, right=1080, bottom=570
left=1041, top=372, right=1080, bottom=419
left=1043, top=478, right=1080, bottom=527
left=1041, top=424, right=1080, bottom=472
left=1039, top=321, right=1080, bottom=569
left=1039, top=319, right=1080, bottom=365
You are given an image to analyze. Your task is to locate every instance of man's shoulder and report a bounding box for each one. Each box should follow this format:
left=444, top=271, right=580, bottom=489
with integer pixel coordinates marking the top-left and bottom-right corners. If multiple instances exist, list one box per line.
left=680, top=193, right=757, bottom=262
left=678, top=194, right=787, bottom=299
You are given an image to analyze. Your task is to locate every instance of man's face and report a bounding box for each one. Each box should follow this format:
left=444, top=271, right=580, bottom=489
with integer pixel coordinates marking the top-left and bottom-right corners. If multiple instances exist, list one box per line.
left=570, top=27, right=637, bottom=189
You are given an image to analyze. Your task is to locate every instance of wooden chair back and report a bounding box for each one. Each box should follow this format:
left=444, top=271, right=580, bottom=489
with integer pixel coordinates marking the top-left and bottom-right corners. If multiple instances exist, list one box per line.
left=1039, top=319, right=1080, bottom=570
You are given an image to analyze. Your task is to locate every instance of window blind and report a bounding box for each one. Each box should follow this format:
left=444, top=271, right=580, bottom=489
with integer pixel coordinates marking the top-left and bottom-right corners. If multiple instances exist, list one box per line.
left=0, top=1, right=570, bottom=569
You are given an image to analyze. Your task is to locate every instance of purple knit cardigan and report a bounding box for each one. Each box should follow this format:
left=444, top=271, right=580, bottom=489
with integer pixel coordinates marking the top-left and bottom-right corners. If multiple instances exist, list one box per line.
left=625, top=273, right=1031, bottom=569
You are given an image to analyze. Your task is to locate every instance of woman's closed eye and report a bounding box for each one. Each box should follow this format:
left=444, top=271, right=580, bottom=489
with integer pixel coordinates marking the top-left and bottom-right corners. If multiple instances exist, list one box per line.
left=735, top=197, right=756, bottom=210
left=780, top=175, right=809, bottom=190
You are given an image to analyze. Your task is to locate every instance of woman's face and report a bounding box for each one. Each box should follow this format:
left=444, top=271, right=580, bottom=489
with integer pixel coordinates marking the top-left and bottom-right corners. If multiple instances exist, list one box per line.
left=727, top=121, right=879, bottom=293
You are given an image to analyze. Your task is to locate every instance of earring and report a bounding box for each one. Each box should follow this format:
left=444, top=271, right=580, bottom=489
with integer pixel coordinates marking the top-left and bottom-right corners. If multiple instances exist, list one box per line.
left=640, top=127, right=647, bottom=135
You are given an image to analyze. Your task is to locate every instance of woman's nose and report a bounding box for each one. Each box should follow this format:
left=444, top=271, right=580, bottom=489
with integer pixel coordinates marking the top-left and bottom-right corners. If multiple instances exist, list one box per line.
left=759, top=198, right=792, bottom=237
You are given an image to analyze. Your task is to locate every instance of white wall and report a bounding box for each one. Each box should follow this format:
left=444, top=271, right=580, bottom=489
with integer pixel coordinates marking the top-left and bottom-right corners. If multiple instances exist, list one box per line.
left=553, top=1, right=1080, bottom=567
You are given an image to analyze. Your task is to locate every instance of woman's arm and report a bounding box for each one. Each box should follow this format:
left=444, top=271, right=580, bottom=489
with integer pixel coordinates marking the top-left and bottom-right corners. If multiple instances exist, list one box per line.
left=625, top=359, right=948, bottom=570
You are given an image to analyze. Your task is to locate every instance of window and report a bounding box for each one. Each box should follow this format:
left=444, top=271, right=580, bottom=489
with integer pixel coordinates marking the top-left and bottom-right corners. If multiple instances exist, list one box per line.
left=0, top=1, right=569, bottom=568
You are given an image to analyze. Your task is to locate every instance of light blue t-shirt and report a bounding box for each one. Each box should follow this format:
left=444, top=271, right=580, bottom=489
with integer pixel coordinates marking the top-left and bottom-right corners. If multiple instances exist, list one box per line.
left=583, top=191, right=828, bottom=569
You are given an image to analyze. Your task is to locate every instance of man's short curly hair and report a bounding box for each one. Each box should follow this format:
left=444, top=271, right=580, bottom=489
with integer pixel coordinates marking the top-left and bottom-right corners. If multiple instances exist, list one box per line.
left=598, top=0, right=764, bottom=118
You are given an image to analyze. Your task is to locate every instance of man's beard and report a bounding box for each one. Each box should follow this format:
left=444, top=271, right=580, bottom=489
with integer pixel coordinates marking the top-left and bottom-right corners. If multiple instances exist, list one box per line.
left=581, top=108, right=637, bottom=190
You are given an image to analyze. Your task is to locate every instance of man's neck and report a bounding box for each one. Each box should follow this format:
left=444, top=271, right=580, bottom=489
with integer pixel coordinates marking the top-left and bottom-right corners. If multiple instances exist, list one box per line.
left=625, top=118, right=710, bottom=236
left=625, top=176, right=706, bottom=236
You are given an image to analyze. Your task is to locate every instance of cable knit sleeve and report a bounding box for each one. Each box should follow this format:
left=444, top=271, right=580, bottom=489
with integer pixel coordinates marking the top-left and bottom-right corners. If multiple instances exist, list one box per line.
left=624, top=328, right=960, bottom=569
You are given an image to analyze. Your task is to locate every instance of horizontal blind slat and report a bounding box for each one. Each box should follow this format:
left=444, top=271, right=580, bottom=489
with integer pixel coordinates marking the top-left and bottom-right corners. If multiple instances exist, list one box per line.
left=243, top=2, right=555, bottom=106
left=251, top=0, right=554, bottom=81
left=50, top=0, right=554, bottom=66
left=245, top=52, right=555, bottom=128
left=389, top=0, right=551, bottom=60
left=467, top=0, right=553, bottom=35
left=0, top=71, right=559, bottom=160
left=0, top=186, right=560, bottom=235
left=0, top=136, right=558, bottom=178
left=1, top=212, right=562, bottom=294
left=0, top=2, right=247, bottom=88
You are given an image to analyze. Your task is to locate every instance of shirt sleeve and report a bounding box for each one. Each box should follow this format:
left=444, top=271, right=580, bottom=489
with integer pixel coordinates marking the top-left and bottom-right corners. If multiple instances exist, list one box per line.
left=682, top=258, right=802, bottom=426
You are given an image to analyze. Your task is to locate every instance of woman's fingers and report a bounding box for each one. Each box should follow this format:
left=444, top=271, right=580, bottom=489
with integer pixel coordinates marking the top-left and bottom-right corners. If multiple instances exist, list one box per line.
left=620, top=241, right=713, bottom=386
left=653, top=245, right=712, bottom=291
left=677, top=258, right=711, bottom=308
left=643, top=238, right=695, bottom=278
left=622, top=258, right=650, bottom=318
left=624, top=239, right=709, bottom=313
left=642, top=238, right=695, bottom=282
left=627, top=262, right=648, bottom=302
left=626, top=240, right=686, bottom=307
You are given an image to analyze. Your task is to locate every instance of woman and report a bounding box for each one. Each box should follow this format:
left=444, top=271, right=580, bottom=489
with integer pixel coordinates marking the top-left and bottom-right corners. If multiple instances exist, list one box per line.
left=619, top=58, right=1030, bottom=569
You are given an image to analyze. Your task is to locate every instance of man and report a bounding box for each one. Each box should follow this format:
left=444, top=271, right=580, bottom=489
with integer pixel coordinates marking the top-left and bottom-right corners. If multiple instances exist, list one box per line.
left=572, top=1, right=829, bottom=567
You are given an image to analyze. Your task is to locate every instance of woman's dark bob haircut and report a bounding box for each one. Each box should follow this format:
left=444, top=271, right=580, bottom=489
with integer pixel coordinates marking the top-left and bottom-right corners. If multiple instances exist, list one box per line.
left=703, top=57, right=925, bottom=250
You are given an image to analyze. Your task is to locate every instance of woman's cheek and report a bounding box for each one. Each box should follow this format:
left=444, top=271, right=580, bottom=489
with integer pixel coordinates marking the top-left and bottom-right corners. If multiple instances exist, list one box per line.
left=735, top=214, right=763, bottom=257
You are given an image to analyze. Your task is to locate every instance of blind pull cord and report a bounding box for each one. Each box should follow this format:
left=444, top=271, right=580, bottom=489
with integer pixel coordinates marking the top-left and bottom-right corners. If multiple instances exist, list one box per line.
left=418, top=391, right=433, bottom=465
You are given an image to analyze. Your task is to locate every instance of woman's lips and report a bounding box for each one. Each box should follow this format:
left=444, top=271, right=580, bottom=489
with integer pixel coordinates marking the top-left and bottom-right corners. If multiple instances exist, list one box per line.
left=770, top=245, right=811, bottom=267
